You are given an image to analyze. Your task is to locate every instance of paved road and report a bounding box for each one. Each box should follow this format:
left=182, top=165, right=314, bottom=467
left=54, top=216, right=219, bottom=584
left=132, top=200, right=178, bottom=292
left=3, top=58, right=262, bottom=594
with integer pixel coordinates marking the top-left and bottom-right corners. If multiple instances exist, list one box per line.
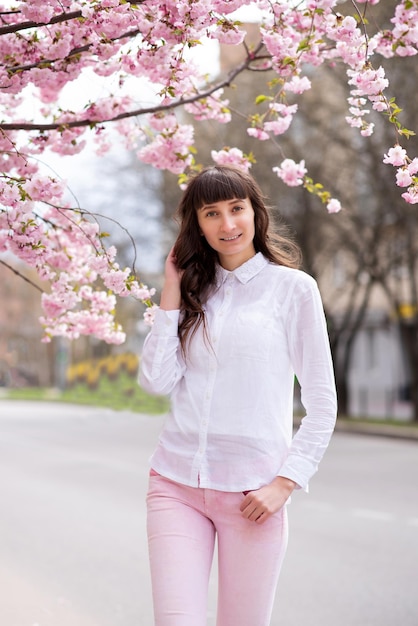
left=0, top=400, right=417, bottom=626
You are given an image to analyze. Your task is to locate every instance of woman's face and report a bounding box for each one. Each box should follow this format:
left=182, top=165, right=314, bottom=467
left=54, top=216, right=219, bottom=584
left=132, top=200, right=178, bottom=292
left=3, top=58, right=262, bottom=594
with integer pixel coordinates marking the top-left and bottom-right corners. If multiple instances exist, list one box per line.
left=196, top=197, right=256, bottom=270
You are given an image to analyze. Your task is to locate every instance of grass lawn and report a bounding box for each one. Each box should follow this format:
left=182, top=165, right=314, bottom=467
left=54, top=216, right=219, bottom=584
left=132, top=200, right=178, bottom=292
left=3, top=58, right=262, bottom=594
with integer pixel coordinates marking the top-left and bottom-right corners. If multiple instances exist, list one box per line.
left=4, top=371, right=169, bottom=415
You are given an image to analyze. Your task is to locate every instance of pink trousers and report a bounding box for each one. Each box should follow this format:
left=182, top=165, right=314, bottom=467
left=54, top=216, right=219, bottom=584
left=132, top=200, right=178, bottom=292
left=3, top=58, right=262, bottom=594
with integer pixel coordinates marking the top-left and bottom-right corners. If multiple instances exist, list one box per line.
left=146, top=474, right=288, bottom=626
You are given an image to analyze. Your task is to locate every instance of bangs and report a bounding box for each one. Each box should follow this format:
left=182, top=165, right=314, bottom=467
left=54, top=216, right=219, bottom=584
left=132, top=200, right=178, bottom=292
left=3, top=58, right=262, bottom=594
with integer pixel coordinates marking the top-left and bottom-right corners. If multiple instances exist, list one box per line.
left=187, top=167, right=251, bottom=210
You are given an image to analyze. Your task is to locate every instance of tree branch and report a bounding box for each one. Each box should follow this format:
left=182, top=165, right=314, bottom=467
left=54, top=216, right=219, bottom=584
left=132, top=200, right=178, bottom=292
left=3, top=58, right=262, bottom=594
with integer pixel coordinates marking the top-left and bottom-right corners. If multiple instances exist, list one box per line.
left=0, top=1, right=146, bottom=36
left=0, top=42, right=267, bottom=132
left=0, top=259, right=44, bottom=293
left=0, top=10, right=83, bottom=35
left=5, top=28, right=142, bottom=75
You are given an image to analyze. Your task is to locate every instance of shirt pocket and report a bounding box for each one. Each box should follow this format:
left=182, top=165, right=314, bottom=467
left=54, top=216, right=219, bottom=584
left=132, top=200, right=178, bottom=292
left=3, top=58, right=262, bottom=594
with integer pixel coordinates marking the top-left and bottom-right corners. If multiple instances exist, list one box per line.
left=229, top=310, right=274, bottom=362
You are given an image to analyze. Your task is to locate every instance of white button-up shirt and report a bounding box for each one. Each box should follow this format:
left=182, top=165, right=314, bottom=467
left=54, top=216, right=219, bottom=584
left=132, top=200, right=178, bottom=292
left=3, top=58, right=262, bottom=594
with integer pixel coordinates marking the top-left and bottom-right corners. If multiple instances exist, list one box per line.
left=139, top=253, right=337, bottom=492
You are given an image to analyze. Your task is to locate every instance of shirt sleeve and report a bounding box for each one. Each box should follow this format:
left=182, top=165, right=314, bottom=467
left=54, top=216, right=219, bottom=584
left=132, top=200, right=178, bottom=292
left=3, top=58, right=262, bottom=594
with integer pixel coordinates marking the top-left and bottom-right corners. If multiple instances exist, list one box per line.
left=278, top=274, right=337, bottom=491
left=138, top=308, right=186, bottom=396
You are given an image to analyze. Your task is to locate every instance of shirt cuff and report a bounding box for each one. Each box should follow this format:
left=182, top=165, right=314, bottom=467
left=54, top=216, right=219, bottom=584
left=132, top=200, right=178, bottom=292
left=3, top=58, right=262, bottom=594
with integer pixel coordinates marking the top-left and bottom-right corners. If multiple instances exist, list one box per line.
left=278, top=457, right=315, bottom=493
left=152, top=308, right=180, bottom=336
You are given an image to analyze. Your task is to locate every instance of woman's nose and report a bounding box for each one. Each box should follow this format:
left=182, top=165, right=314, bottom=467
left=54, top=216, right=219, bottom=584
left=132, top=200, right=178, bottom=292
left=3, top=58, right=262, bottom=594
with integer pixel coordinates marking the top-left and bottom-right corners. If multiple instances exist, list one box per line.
left=220, top=214, right=235, bottom=231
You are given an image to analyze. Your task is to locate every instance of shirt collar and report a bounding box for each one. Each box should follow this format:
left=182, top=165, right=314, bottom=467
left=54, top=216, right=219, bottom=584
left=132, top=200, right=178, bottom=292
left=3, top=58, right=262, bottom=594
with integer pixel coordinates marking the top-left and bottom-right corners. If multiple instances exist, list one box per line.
left=216, top=252, right=269, bottom=286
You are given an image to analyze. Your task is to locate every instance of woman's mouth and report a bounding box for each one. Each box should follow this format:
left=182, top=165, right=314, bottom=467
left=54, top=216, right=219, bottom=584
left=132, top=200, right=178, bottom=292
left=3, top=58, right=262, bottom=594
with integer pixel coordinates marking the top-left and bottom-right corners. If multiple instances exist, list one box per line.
left=220, top=234, right=241, bottom=241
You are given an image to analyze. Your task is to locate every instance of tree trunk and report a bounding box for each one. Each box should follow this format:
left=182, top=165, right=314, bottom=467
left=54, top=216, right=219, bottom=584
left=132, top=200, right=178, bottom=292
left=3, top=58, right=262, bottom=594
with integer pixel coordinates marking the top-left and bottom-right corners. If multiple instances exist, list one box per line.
left=399, top=320, right=418, bottom=422
left=334, top=365, right=348, bottom=416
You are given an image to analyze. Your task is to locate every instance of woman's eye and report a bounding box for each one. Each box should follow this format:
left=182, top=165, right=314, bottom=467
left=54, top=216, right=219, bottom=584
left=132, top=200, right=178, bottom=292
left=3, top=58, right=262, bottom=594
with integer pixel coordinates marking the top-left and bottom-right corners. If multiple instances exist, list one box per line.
left=232, top=205, right=244, bottom=212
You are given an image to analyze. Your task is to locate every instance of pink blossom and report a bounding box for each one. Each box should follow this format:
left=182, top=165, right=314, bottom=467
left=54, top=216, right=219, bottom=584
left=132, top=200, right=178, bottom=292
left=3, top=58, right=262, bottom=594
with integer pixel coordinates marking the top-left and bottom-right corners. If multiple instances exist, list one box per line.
left=149, top=113, right=179, bottom=132
left=285, top=75, right=312, bottom=94
left=327, top=198, right=342, bottom=214
left=20, top=4, right=55, bottom=23
left=262, top=30, right=299, bottom=70
left=211, top=148, right=252, bottom=172
left=247, top=127, right=270, bottom=141
left=185, top=90, right=231, bottom=124
left=347, top=66, right=389, bottom=96
left=102, top=267, right=132, bottom=296
left=212, top=23, right=246, bottom=46
left=24, top=176, right=66, bottom=202
left=263, top=118, right=293, bottom=136
left=383, top=145, right=407, bottom=166
left=396, top=168, right=413, bottom=187
left=130, top=284, right=157, bottom=300
left=138, top=123, right=194, bottom=174
left=346, top=116, right=362, bottom=128
left=401, top=188, right=418, bottom=204
left=0, top=181, right=20, bottom=206
left=368, top=95, right=388, bottom=113
left=269, top=103, right=298, bottom=116
left=307, top=0, right=335, bottom=8
left=273, top=159, right=307, bottom=187
left=328, top=15, right=359, bottom=44
left=360, top=123, right=375, bottom=137
left=407, top=158, right=418, bottom=175
left=143, top=304, right=160, bottom=326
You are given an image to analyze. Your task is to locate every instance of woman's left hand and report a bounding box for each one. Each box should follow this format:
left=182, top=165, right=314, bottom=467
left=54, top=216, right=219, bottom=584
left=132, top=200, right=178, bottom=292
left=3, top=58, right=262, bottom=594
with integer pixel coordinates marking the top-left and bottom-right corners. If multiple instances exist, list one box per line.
left=239, top=476, right=296, bottom=525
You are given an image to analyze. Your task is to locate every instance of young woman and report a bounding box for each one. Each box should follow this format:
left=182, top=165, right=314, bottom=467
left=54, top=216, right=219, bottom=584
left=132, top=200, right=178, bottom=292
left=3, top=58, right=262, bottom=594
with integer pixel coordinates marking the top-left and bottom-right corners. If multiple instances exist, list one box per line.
left=139, top=165, right=337, bottom=626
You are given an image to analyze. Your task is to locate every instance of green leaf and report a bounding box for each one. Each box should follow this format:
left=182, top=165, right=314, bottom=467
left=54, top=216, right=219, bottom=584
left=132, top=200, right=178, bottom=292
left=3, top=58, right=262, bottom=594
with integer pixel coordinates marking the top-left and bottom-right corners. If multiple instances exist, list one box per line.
left=255, top=95, right=272, bottom=105
left=399, top=128, right=416, bottom=138
left=296, top=38, right=310, bottom=53
left=282, top=56, right=296, bottom=67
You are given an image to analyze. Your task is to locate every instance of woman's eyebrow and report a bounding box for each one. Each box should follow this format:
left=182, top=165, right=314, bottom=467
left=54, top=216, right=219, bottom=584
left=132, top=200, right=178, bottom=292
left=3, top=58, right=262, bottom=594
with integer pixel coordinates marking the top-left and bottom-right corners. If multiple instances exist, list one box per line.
left=200, top=198, right=245, bottom=210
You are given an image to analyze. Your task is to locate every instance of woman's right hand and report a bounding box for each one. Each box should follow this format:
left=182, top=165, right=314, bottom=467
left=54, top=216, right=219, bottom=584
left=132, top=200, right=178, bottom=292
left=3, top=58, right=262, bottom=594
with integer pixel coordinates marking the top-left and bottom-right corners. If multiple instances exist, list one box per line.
left=160, top=247, right=183, bottom=310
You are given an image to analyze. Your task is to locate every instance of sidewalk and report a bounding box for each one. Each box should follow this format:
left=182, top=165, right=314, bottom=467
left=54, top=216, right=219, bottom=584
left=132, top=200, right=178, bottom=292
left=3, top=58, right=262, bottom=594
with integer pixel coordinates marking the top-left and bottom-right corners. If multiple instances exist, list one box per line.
left=334, top=416, right=418, bottom=441
left=293, top=411, right=418, bottom=441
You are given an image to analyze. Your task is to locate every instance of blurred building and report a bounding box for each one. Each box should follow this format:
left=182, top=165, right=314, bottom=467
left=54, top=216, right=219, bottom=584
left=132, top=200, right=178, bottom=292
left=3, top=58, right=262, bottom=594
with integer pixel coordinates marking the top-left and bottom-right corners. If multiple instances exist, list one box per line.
left=0, top=259, right=54, bottom=387
left=320, top=255, right=414, bottom=420
left=0, top=256, right=157, bottom=388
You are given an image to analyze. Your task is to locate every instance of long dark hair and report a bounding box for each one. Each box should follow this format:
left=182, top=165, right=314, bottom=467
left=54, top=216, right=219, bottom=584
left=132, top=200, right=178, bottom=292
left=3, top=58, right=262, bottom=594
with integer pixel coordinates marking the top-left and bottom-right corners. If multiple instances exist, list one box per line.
left=172, top=165, right=302, bottom=352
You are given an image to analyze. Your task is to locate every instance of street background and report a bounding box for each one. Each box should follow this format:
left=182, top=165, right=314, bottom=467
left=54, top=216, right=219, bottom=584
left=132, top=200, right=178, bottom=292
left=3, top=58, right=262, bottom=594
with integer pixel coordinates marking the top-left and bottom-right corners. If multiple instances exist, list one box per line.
left=0, top=400, right=417, bottom=626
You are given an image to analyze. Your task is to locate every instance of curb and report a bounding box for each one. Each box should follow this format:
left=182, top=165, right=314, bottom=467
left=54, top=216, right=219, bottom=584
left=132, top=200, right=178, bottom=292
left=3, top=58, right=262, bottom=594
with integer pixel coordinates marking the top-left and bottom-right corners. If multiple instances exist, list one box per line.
left=293, top=416, right=418, bottom=441
left=334, top=418, right=418, bottom=441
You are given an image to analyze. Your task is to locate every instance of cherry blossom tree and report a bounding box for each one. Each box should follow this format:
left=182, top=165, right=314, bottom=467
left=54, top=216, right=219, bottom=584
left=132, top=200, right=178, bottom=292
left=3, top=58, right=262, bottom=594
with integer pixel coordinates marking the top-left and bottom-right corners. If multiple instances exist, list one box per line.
left=0, top=0, right=417, bottom=344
